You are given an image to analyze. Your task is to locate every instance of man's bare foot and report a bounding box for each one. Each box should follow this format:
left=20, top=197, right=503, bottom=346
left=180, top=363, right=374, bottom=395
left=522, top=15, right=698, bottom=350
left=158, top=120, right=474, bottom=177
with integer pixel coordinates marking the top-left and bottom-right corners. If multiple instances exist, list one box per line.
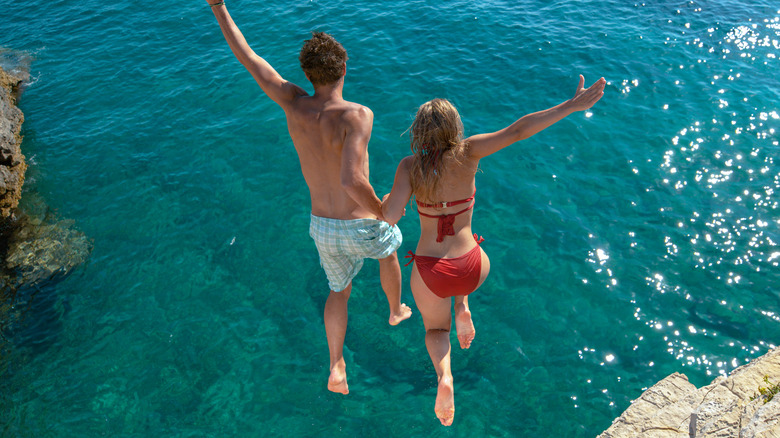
left=434, top=375, right=455, bottom=426
left=454, top=302, right=475, bottom=349
left=327, top=362, right=349, bottom=394
left=389, top=303, right=412, bottom=326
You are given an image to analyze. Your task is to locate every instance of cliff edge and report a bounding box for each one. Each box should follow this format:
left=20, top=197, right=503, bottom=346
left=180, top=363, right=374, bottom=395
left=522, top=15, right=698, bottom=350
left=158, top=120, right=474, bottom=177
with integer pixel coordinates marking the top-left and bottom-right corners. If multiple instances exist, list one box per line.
left=0, top=66, right=27, bottom=218
left=0, top=63, right=91, bottom=291
left=599, top=346, right=780, bottom=437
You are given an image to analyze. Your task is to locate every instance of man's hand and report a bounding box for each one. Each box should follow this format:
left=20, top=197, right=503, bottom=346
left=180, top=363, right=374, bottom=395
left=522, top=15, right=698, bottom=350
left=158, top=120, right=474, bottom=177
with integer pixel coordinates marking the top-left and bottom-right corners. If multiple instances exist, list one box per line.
left=568, top=75, right=606, bottom=112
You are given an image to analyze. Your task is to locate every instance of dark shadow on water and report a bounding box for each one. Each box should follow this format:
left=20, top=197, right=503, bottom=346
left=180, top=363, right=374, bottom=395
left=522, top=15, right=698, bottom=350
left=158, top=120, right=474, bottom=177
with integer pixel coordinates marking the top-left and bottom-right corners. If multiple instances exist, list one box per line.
left=0, top=198, right=92, bottom=384
left=0, top=281, right=69, bottom=436
left=1, top=281, right=67, bottom=362
left=686, top=302, right=750, bottom=341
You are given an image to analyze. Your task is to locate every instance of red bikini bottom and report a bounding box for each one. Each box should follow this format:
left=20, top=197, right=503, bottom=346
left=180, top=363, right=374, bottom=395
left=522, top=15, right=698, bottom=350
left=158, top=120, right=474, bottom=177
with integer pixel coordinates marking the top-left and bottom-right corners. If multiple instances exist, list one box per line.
left=405, top=235, right=484, bottom=298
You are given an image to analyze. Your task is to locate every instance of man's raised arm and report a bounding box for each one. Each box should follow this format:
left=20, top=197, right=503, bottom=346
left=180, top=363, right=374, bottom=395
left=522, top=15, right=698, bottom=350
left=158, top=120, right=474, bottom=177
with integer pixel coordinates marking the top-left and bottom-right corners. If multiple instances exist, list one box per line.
left=206, top=1, right=305, bottom=108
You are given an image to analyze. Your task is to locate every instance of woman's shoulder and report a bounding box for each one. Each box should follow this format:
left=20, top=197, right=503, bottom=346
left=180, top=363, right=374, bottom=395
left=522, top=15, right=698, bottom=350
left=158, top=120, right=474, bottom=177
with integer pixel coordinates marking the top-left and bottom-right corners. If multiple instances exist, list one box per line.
left=460, top=139, right=479, bottom=160
left=451, top=143, right=480, bottom=169
left=399, top=155, right=415, bottom=168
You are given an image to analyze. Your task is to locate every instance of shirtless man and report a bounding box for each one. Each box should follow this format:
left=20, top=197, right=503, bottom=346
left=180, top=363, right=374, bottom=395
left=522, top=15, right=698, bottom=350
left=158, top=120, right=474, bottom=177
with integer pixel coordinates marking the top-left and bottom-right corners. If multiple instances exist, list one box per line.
left=205, top=1, right=412, bottom=394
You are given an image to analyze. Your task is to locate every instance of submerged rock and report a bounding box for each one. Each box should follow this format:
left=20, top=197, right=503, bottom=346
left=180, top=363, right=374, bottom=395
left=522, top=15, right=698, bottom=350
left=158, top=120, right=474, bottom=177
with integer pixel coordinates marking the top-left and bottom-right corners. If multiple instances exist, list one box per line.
left=3, top=200, right=92, bottom=287
left=599, top=346, right=780, bottom=437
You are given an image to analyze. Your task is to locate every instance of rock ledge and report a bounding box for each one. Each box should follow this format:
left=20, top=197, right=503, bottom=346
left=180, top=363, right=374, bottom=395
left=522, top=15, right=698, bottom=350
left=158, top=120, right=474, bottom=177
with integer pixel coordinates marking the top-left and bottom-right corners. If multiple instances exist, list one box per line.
left=599, top=347, right=780, bottom=438
left=0, top=63, right=92, bottom=291
left=0, top=65, right=27, bottom=217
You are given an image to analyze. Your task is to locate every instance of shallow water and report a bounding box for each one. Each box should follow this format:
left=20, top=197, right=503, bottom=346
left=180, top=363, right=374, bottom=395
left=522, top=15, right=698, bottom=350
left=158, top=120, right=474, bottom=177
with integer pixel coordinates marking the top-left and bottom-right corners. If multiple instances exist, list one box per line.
left=1, top=0, right=779, bottom=436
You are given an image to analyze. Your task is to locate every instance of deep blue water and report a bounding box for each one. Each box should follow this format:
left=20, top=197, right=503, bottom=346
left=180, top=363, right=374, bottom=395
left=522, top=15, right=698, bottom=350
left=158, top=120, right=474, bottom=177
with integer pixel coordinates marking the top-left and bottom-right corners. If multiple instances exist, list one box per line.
left=1, top=0, right=779, bottom=436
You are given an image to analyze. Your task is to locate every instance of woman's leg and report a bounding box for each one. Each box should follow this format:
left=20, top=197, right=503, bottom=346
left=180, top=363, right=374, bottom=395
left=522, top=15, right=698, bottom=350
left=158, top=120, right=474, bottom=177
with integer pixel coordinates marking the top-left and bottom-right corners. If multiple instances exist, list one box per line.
left=454, top=248, right=490, bottom=349
left=453, top=296, right=474, bottom=349
left=411, top=265, right=456, bottom=426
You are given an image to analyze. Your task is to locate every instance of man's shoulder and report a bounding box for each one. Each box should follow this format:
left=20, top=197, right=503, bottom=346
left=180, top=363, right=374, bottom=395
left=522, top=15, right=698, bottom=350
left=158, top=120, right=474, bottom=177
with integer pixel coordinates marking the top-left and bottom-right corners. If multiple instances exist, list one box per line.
left=341, top=101, right=373, bottom=118
left=339, top=101, right=373, bottom=127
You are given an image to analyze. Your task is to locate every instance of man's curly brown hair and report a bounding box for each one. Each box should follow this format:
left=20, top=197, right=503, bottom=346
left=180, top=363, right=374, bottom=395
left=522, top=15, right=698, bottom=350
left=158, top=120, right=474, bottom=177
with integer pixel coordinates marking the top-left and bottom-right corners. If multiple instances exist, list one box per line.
left=299, top=32, right=348, bottom=87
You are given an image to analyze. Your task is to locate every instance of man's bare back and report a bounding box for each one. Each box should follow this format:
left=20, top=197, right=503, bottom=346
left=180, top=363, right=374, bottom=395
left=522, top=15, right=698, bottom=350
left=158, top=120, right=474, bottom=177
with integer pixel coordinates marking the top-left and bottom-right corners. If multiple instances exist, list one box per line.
left=285, top=94, right=378, bottom=220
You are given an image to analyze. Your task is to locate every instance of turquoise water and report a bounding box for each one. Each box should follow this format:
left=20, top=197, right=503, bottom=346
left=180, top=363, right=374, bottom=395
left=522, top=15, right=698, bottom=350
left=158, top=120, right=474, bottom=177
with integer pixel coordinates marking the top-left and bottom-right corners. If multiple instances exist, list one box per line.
left=2, top=0, right=779, bottom=436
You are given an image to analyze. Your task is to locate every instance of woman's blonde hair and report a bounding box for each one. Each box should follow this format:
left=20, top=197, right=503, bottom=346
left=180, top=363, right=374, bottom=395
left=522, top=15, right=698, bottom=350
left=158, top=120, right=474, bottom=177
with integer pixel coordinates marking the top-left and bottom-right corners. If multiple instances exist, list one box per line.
left=409, top=98, right=467, bottom=201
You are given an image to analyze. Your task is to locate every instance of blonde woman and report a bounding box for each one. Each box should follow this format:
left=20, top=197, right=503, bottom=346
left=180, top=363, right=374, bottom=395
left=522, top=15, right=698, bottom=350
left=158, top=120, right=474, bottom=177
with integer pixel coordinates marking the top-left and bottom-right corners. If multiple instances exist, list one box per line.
left=382, top=75, right=605, bottom=426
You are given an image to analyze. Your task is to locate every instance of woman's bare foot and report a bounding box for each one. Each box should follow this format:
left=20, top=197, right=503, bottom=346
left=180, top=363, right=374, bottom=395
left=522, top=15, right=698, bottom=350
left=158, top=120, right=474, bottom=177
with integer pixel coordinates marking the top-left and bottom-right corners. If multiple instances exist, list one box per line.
left=389, top=303, right=412, bottom=326
left=454, top=302, right=475, bottom=349
left=327, top=361, right=349, bottom=394
left=434, top=375, right=455, bottom=426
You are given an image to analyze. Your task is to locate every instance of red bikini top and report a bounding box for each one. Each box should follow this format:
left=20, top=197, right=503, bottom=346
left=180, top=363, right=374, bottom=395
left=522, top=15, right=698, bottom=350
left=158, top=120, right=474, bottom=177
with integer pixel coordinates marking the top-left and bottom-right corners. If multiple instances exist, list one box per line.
left=416, top=189, right=476, bottom=242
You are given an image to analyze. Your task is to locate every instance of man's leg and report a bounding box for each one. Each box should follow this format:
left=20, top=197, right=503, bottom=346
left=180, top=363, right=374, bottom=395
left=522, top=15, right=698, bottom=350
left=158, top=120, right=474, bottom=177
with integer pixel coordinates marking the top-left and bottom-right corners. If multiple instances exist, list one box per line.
left=324, top=282, right=352, bottom=394
left=378, top=252, right=412, bottom=325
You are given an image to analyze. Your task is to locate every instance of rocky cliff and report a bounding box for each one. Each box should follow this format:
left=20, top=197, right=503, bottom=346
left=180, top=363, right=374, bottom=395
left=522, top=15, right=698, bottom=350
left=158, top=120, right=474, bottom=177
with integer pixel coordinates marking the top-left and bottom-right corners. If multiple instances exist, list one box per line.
left=0, top=63, right=91, bottom=292
left=0, top=65, right=27, bottom=218
left=599, top=346, right=780, bottom=437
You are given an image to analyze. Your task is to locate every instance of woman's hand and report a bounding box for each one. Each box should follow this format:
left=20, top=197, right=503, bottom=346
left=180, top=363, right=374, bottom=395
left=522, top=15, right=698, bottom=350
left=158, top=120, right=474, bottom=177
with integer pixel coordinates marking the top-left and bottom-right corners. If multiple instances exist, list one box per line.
left=568, top=75, right=606, bottom=112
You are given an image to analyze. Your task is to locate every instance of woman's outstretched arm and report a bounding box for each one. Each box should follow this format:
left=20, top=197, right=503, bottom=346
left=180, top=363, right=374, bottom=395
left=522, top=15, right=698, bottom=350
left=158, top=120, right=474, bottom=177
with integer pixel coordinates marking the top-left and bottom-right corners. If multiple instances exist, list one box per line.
left=467, top=75, right=605, bottom=158
left=381, top=157, right=414, bottom=226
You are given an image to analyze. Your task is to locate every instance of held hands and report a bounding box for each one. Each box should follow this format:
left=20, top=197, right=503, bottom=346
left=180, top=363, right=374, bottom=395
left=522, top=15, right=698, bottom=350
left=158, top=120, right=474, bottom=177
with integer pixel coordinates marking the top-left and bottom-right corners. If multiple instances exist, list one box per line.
left=381, top=193, right=406, bottom=217
left=568, top=75, right=606, bottom=112
left=382, top=193, right=406, bottom=222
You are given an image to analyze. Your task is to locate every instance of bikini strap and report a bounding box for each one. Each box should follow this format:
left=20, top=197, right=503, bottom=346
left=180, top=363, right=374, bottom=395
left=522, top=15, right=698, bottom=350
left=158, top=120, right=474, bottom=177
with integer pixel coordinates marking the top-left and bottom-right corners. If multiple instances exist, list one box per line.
left=417, top=201, right=475, bottom=242
left=404, top=251, right=416, bottom=266
left=404, top=235, right=483, bottom=268
left=416, top=188, right=476, bottom=209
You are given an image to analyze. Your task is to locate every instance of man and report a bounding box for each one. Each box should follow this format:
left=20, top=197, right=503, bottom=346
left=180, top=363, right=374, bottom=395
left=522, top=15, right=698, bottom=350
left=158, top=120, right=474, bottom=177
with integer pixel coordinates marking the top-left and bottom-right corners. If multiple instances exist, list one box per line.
left=205, top=1, right=412, bottom=394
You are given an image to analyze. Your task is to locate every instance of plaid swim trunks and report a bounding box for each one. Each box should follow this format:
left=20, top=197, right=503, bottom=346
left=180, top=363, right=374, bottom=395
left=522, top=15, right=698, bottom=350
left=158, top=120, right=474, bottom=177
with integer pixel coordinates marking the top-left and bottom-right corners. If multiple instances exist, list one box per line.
left=309, top=214, right=403, bottom=292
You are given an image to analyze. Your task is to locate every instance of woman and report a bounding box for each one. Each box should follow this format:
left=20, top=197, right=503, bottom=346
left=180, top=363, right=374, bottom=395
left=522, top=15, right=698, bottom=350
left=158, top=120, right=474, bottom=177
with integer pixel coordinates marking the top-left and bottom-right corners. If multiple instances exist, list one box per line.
left=382, top=75, right=605, bottom=426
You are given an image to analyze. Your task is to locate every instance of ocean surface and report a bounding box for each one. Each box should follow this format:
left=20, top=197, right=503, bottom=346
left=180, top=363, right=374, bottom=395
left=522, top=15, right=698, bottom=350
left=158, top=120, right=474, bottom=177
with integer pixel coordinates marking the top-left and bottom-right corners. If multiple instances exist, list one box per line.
left=1, top=0, right=779, bottom=436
